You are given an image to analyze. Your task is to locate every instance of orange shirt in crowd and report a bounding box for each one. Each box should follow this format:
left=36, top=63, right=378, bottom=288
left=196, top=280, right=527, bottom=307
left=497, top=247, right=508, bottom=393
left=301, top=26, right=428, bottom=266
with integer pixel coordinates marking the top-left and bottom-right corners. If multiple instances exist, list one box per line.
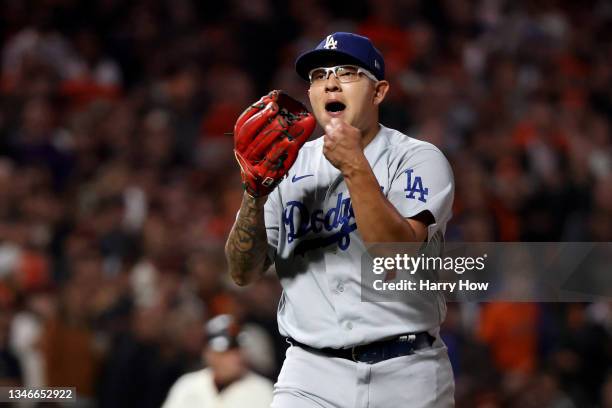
left=42, top=319, right=100, bottom=397
left=477, top=302, right=539, bottom=374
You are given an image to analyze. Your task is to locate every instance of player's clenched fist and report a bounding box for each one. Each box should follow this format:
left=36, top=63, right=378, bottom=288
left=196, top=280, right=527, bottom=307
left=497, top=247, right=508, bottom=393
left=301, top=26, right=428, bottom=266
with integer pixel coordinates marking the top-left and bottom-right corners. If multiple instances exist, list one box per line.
left=323, top=118, right=367, bottom=173
left=233, top=90, right=316, bottom=197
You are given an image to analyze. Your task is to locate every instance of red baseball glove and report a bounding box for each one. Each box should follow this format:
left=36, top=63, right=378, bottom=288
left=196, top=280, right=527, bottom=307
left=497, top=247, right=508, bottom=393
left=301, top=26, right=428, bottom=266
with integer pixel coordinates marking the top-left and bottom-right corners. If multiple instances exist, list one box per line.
left=233, top=90, right=316, bottom=197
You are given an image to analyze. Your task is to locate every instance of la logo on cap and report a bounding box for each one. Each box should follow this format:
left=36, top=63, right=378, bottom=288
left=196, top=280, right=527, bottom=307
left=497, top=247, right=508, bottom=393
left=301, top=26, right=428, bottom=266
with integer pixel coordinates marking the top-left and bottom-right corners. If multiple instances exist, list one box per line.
left=324, top=35, right=337, bottom=50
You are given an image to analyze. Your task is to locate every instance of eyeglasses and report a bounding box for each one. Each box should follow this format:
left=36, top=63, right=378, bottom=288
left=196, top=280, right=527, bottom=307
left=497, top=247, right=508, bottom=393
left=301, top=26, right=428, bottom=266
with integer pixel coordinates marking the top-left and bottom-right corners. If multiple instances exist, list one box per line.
left=308, top=65, right=378, bottom=85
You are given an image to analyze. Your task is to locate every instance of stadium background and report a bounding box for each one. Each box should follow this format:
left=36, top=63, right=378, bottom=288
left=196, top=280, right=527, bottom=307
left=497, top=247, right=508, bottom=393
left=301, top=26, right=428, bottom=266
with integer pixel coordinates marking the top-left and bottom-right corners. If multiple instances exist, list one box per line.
left=0, top=0, right=611, bottom=406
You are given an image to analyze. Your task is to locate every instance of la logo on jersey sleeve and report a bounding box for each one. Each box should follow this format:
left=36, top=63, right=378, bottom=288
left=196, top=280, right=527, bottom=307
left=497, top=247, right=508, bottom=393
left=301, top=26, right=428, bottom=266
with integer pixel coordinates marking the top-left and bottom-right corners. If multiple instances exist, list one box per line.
left=403, top=169, right=429, bottom=203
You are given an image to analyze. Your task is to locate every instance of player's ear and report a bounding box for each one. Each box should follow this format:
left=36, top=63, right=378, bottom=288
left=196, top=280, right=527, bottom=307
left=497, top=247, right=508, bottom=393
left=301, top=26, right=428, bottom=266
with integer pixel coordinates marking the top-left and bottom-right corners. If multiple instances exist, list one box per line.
left=307, top=87, right=316, bottom=107
left=373, top=80, right=389, bottom=106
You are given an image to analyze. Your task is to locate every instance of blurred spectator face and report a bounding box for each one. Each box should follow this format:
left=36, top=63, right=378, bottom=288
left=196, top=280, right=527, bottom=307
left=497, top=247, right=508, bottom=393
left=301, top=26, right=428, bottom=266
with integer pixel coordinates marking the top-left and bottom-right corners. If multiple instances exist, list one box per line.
left=28, top=290, right=57, bottom=320
left=514, top=372, right=571, bottom=408
left=101, top=102, right=137, bottom=153
left=142, top=110, right=174, bottom=166
left=204, top=65, right=254, bottom=107
left=163, top=66, right=199, bottom=108
left=72, top=253, right=102, bottom=284
left=493, top=156, right=528, bottom=210
left=307, top=61, right=389, bottom=133
left=21, top=98, right=54, bottom=141
left=95, top=161, right=130, bottom=198
left=73, top=30, right=101, bottom=64
left=410, top=22, right=434, bottom=59
left=187, top=252, right=222, bottom=296
left=143, top=212, right=170, bottom=257
left=22, top=190, right=61, bottom=230
left=417, top=117, right=445, bottom=147
left=232, top=0, right=273, bottom=21
left=0, top=159, right=15, bottom=195
left=166, top=304, right=206, bottom=357
left=61, top=281, right=90, bottom=323
left=168, top=0, right=196, bottom=26
left=491, top=60, right=516, bottom=94
left=157, top=271, right=181, bottom=306
left=161, top=180, right=190, bottom=222
left=530, top=100, right=553, bottom=131
left=593, top=175, right=612, bottom=212
left=133, top=305, right=165, bottom=342
left=460, top=213, right=495, bottom=241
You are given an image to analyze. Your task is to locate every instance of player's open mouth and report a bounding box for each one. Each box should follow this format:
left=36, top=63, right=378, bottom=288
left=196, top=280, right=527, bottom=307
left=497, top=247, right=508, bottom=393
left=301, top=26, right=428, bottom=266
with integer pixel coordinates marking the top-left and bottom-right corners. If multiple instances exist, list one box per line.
left=325, top=101, right=346, bottom=113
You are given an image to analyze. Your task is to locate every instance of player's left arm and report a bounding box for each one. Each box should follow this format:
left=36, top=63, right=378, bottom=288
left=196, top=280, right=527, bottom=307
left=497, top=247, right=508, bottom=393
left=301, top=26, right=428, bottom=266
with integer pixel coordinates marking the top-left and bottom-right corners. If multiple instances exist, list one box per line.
left=324, top=120, right=453, bottom=243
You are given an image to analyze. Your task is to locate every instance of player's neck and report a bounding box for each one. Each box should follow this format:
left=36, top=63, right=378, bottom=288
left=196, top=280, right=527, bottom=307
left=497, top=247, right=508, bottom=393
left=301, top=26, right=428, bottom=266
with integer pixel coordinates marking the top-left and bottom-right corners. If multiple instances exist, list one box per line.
left=361, top=122, right=381, bottom=149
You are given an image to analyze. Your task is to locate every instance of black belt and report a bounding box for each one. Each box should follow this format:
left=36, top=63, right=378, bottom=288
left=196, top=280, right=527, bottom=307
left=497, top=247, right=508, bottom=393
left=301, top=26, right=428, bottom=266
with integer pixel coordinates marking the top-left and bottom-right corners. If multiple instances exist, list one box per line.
left=287, top=332, right=435, bottom=364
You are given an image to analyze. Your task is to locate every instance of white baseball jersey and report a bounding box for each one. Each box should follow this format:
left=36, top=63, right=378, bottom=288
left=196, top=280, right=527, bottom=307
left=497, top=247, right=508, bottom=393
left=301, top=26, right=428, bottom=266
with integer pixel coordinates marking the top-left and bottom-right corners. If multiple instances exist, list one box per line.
left=162, top=368, right=273, bottom=408
left=264, top=124, right=454, bottom=349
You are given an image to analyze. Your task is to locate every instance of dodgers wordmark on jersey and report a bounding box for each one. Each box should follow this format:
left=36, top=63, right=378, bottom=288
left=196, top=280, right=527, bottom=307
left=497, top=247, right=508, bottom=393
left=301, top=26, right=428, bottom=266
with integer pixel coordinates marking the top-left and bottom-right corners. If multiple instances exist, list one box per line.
left=264, top=125, right=455, bottom=349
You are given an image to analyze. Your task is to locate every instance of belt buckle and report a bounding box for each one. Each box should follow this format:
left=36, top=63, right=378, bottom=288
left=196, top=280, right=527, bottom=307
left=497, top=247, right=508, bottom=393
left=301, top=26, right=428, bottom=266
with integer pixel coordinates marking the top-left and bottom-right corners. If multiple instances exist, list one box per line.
left=352, top=345, right=377, bottom=364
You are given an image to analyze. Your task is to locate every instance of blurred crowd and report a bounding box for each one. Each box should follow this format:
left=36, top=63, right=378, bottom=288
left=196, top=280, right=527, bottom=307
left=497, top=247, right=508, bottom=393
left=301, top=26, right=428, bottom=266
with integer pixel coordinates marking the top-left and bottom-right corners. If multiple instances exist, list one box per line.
left=0, top=0, right=611, bottom=407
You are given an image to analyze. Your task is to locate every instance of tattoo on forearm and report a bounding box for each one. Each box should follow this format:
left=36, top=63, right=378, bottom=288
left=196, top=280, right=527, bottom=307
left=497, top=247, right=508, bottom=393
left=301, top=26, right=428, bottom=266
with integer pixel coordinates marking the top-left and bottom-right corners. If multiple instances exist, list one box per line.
left=226, top=196, right=269, bottom=282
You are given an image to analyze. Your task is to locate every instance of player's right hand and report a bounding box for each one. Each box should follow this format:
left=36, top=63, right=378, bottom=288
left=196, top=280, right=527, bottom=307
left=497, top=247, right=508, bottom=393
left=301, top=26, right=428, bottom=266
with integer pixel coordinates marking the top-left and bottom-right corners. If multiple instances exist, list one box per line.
left=323, top=118, right=366, bottom=173
left=233, top=90, right=316, bottom=198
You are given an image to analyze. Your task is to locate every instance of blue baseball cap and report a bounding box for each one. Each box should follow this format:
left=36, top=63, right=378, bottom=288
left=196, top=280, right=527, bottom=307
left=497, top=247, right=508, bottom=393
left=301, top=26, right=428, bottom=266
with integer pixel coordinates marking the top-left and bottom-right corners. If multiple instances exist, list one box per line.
left=295, top=32, right=385, bottom=81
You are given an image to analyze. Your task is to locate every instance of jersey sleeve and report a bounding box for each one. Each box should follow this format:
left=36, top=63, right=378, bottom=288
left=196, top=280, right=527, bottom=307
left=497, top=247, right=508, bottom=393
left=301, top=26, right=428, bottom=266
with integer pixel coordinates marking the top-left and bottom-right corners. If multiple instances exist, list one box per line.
left=263, top=187, right=281, bottom=261
left=387, top=147, right=454, bottom=241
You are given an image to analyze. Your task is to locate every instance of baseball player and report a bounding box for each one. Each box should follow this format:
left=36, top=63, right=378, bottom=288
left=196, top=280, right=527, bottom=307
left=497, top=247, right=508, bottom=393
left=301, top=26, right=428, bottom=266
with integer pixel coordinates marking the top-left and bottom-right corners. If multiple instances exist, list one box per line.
left=162, top=315, right=273, bottom=408
left=226, top=32, right=455, bottom=407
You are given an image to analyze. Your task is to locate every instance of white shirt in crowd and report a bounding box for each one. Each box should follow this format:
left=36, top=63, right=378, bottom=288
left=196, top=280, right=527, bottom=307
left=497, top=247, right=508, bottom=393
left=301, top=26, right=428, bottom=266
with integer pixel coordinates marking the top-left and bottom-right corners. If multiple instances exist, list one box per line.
left=162, top=368, right=273, bottom=408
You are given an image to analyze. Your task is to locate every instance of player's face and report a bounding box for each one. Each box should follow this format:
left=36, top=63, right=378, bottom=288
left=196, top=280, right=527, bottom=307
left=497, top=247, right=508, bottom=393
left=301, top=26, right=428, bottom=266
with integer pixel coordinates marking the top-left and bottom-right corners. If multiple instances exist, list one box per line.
left=307, top=63, right=388, bottom=132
